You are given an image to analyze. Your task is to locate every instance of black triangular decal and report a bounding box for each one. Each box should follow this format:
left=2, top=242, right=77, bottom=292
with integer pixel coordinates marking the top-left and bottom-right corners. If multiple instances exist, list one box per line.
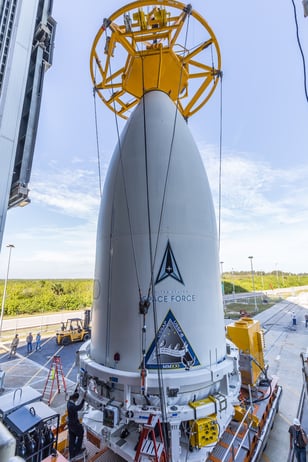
left=145, top=310, right=200, bottom=369
left=155, top=240, right=184, bottom=285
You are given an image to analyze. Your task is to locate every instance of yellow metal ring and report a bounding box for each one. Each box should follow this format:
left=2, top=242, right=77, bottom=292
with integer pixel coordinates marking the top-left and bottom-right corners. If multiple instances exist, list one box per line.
left=90, top=0, right=221, bottom=119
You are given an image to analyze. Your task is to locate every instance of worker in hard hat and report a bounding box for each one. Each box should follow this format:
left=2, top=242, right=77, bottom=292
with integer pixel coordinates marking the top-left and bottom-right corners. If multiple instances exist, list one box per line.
left=289, top=417, right=308, bottom=462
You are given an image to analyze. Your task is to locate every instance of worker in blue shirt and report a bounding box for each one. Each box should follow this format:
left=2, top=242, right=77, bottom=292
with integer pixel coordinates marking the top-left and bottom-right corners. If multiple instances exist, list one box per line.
left=35, top=332, right=41, bottom=350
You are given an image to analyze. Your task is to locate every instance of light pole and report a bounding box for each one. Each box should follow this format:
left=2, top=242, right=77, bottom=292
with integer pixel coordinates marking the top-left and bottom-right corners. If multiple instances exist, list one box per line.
left=260, top=272, right=265, bottom=291
left=0, top=244, right=15, bottom=336
left=231, top=267, right=235, bottom=299
left=248, top=256, right=258, bottom=312
left=275, top=263, right=280, bottom=289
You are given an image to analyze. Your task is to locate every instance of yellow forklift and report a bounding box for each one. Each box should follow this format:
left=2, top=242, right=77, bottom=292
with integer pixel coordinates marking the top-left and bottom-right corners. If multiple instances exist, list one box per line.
left=56, top=309, right=91, bottom=346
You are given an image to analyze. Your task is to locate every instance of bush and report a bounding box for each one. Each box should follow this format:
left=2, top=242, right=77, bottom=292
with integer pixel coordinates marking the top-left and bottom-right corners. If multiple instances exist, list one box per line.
left=0, top=279, right=93, bottom=317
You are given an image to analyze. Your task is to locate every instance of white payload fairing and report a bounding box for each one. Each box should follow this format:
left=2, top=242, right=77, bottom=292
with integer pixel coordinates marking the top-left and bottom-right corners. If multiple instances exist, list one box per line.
left=91, top=89, right=226, bottom=373
left=78, top=2, right=241, bottom=460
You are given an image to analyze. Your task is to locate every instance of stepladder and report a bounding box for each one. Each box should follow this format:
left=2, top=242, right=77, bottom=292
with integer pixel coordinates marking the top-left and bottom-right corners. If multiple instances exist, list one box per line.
left=135, top=414, right=167, bottom=462
left=43, top=355, right=67, bottom=405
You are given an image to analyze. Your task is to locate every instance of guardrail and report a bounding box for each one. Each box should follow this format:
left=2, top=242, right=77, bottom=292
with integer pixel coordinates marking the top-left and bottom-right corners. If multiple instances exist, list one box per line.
left=0, top=311, right=85, bottom=341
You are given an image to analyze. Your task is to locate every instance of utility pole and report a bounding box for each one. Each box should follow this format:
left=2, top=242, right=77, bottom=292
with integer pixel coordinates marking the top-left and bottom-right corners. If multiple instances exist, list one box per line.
left=248, top=256, right=258, bottom=312
left=231, top=267, right=235, bottom=300
left=0, top=244, right=15, bottom=336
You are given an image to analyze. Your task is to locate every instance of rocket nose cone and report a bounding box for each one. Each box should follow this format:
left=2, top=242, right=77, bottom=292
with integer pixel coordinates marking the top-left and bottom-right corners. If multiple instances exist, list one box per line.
left=90, top=90, right=225, bottom=372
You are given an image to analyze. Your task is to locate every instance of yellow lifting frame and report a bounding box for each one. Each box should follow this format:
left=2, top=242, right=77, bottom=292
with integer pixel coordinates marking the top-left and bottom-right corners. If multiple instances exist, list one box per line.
left=90, top=0, right=221, bottom=119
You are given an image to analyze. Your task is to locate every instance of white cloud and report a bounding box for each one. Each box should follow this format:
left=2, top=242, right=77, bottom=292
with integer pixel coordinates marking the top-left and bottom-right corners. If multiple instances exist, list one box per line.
left=2, top=222, right=97, bottom=279
left=199, top=145, right=308, bottom=272
left=3, top=142, right=308, bottom=278
left=30, top=165, right=101, bottom=219
left=201, top=145, right=308, bottom=221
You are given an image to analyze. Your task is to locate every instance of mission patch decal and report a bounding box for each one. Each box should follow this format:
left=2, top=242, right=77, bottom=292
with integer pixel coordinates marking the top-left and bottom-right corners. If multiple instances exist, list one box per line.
left=145, top=310, right=199, bottom=369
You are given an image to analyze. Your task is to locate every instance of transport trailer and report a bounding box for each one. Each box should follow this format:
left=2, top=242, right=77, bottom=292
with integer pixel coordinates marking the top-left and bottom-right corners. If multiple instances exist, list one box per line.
left=77, top=317, right=282, bottom=462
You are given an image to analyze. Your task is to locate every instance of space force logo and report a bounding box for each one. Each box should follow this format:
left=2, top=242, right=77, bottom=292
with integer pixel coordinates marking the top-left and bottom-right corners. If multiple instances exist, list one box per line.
left=155, top=240, right=184, bottom=285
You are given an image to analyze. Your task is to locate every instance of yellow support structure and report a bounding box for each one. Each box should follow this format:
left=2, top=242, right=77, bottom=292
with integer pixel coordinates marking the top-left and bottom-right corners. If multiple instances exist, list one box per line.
left=226, top=318, right=265, bottom=386
left=90, top=0, right=221, bottom=119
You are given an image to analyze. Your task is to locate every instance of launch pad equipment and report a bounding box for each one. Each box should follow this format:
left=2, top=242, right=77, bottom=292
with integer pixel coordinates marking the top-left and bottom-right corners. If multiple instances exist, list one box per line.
left=56, top=309, right=91, bottom=346
left=80, top=316, right=281, bottom=461
left=0, top=386, right=59, bottom=461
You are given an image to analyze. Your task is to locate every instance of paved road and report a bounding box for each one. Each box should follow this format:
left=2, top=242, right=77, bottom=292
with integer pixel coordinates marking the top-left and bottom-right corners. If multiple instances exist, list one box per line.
left=0, top=315, right=86, bottom=415
left=0, top=333, right=81, bottom=380
left=256, top=294, right=308, bottom=461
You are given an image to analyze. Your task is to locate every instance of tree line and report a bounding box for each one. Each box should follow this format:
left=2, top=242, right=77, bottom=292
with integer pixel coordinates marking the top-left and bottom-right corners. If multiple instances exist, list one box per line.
left=0, top=273, right=307, bottom=317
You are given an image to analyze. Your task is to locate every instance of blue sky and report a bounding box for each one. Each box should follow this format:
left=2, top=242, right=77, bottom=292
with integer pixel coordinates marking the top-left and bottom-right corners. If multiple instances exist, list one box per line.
left=1, top=0, right=308, bottom=279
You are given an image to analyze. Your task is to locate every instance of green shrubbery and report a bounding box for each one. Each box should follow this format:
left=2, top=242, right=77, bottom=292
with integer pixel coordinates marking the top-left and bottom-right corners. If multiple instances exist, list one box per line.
left=0, top=279, right=93, bottom=317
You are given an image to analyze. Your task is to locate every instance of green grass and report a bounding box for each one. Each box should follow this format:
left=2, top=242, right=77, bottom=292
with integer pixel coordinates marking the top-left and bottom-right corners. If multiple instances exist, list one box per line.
left=224, top=298, right=281, bottom=319
left=222, top=271, right=308, bottom=294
